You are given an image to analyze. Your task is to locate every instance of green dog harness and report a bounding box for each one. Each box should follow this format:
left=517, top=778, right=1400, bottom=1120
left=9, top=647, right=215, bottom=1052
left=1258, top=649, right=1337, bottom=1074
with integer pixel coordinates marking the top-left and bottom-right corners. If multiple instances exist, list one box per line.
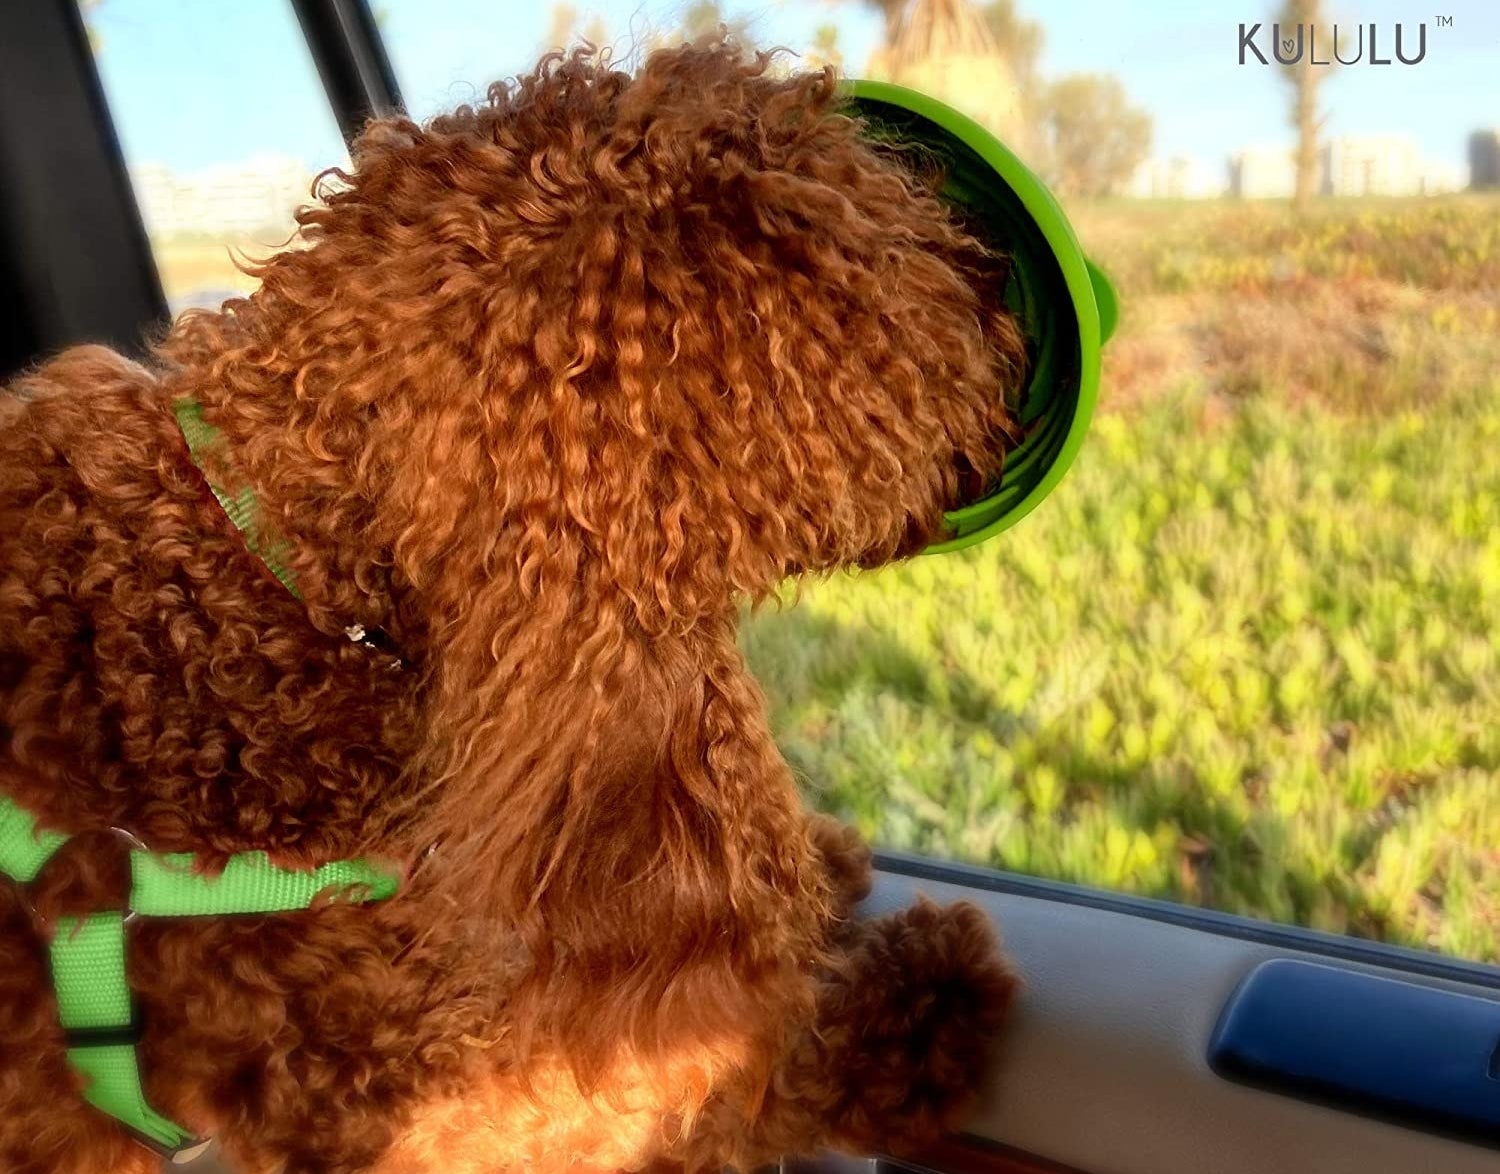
left=0, top=393, right=406, bottom=1159
left=0, top=796, right=400, bottom=1159
left=0, top=397, right=403, bottom=1159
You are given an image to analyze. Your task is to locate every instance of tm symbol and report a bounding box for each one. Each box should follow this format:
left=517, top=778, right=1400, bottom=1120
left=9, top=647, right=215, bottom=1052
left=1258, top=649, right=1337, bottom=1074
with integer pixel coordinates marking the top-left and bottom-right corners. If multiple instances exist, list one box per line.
left=1435, top=14, right=1453, bottom=25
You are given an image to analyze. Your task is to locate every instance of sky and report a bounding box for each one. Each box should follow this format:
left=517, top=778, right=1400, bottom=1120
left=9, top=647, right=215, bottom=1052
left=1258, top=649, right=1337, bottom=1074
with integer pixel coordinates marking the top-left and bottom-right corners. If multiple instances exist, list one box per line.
left=89, top=0, right=1499, bottom=181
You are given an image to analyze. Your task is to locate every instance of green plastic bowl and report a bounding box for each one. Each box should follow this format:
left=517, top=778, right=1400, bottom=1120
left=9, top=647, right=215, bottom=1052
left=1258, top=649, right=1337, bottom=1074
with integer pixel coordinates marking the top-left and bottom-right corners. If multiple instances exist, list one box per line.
left=844, top=80, right=1117, bottom=553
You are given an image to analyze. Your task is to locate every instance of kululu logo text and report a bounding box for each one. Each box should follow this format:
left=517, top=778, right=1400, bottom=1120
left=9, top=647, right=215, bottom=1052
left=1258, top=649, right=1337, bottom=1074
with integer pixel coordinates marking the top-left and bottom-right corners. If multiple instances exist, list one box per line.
left=1238, top=18, right=1451, bottom=66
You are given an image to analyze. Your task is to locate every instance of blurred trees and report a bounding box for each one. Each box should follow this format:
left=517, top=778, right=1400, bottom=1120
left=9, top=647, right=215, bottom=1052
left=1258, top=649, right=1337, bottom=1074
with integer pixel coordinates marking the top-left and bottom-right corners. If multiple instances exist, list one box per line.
left=980, top=0, right=1043, bottom=102
left=806, top=24, right=845, bottom=71
left=864, top=0, right=908, bottom=51
left=677, top=1, right=751, bottom=44
left=863, top=0, right=1151, bottom=198
left=545, top=4, right=608, bottom=53
left=1039, top=74, right=1153, bottom=198
left=537, top=0, right=1153, bottom=197
left=543, top=1, right=746, bottom=59
left=871, top=0, right=1025, bottom=148
left=1278, top=0, right=1335, bottom=213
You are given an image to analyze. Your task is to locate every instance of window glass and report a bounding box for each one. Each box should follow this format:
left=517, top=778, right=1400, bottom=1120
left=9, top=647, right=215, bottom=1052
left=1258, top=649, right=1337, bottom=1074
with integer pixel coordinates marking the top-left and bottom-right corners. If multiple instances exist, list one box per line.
left=390, top=0, right=1498, bottom=963
left=148, top=0, right=1500, bottom=964
left=82, top=0, right=347, bottom=313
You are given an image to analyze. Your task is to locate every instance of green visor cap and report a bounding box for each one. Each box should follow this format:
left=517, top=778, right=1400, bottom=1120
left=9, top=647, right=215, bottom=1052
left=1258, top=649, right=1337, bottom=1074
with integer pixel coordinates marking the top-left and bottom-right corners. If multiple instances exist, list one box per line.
left=843, top=79, right=1117, bottom=553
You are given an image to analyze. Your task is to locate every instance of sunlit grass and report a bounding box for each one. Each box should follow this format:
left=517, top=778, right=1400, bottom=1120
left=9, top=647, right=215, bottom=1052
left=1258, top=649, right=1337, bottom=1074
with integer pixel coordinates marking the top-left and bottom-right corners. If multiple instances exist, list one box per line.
left=1072, top=193, right=1500, bottom=296
left=744, top=196, right=1500, bottom=962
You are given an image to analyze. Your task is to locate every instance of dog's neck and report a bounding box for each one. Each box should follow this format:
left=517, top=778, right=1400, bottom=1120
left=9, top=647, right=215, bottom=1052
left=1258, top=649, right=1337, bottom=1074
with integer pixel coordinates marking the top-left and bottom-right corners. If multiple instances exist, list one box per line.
left=160, top=371, right=422, bottom=669
left=175, top=396, right=406, bottom=667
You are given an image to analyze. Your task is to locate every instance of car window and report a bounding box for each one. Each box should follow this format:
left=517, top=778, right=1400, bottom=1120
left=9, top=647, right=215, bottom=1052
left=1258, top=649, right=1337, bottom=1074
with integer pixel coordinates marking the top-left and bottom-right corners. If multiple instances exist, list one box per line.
left=378, top=1, right=1500, bottom=968
left=81, top=0, right=347, bottom=314
left=105, top=0, right=1500, bottom=967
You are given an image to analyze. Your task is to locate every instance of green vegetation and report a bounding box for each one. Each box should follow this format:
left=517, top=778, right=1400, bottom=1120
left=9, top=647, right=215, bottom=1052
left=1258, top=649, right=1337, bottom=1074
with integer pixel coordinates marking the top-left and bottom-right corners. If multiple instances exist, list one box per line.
left=743, top=196, right=1500, bottom=962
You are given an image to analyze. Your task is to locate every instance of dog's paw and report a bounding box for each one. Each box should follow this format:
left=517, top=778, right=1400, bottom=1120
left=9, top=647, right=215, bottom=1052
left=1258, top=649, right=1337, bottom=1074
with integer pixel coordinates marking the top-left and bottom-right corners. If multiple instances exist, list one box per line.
left=823, top=898, right=1018, bottom=1152
left=805, top=813, right=873, bottom=918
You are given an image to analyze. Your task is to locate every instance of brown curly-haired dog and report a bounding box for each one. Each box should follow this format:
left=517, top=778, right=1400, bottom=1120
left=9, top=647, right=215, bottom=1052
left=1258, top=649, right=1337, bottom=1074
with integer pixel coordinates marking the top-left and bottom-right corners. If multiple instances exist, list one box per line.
left=0, top=42, right=1026, bottom=1174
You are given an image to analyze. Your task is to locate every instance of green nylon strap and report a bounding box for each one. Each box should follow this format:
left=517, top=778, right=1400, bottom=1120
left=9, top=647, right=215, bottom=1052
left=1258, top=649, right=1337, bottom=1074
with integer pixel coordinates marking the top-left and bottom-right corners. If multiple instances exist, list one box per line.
left=173, top=398, right=300, bottom=597
left=0, top=796, right=401, bottom=1155
left=0, top=799, right=66, bottom=882
left=130, top=850, right=401, bottom=916
left=50, top=912, right=195, bottom=1151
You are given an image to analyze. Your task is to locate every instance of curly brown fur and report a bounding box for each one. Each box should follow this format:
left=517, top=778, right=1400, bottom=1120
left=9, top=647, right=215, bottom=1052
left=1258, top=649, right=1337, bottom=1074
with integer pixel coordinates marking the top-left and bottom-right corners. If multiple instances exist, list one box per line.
left=1, top=43, right=1025, bottom=1174
left=650, top=899, right=1019, bottom=1172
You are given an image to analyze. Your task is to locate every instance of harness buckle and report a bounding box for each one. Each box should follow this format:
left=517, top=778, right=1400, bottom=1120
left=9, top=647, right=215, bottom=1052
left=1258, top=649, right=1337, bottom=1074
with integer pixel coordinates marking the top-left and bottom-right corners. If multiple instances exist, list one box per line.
left=64, top=1016, right=214, bottom=1165
left=122, top=1124, right=216, bottom=1166
left=161, top=1137, right=219, bottom=1167
left=63, top=1012, right=144, bottom=1051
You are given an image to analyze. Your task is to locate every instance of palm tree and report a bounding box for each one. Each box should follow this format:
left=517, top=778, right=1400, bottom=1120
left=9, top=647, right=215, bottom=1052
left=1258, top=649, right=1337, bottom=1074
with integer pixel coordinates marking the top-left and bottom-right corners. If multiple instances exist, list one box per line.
left=865, top=0, right=908, bottom=53
left=871, top=0, right=1024, bottom=149
left=1278, top=0, right=1335, bottom=212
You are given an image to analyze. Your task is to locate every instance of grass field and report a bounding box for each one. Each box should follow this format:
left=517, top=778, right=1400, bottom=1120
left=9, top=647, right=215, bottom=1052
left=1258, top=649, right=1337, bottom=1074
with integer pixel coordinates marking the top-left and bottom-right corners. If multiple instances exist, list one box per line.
left=741, top=196, right=1500, bottom=962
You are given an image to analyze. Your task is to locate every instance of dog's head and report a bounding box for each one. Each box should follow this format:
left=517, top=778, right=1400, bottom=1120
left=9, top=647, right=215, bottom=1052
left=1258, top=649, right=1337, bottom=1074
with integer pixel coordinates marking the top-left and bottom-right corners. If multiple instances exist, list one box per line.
left=175, top=42, right=1024, bottom=629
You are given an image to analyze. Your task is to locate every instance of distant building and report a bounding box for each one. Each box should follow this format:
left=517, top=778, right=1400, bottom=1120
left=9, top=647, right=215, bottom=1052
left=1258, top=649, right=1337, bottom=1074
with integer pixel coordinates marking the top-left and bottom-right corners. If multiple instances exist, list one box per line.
left=1471, top=130, right=1500, bottom=189
left=1127, top=155, right=1225, bottom=199
left=129, top=156, right=314, bottom=238
left=1320, top=135, right=1459, bottom=196
left=1229, top=137, right=1464, bottom=199
left=1228, top=145, right=1295, bottom=199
